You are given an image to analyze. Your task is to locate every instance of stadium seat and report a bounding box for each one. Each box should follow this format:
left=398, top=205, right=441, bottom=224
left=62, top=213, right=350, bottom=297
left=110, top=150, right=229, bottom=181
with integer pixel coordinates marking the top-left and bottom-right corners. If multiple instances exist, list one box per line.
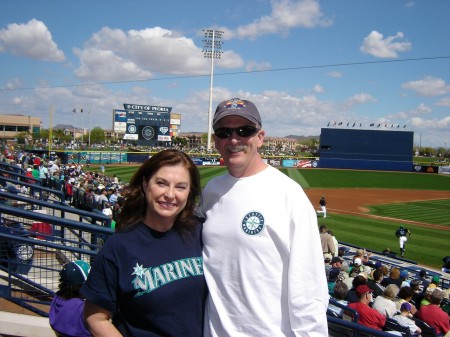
left=412, top=317, right=438, bottom=337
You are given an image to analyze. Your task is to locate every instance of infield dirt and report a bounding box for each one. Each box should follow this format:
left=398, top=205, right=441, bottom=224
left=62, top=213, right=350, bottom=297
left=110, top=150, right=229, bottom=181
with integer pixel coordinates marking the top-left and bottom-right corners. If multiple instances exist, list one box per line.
left=305, top=188, right=450, bottom=230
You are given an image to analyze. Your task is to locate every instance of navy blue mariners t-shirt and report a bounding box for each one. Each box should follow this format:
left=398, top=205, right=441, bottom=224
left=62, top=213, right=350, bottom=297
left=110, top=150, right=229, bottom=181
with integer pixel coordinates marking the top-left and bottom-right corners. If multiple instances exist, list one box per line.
left=81, top=222, right=205, bottom=337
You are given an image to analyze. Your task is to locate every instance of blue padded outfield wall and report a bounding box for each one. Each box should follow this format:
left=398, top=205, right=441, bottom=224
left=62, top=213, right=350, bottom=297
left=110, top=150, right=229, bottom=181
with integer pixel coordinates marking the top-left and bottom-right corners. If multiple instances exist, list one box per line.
left=319, top=128, right=414, bottom=172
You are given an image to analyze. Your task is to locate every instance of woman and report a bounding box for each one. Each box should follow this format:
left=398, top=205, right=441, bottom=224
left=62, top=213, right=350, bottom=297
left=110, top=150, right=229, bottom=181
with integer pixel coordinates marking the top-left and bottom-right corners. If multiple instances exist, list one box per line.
left=82, top=149, right=205, bottom=337
left=372, top=284, right=399, bottom=317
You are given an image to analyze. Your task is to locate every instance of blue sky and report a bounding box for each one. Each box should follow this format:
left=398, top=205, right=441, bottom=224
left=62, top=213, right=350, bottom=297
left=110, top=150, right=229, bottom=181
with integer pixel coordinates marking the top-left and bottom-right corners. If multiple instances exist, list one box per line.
left=0, top=0, right=449, bottom=148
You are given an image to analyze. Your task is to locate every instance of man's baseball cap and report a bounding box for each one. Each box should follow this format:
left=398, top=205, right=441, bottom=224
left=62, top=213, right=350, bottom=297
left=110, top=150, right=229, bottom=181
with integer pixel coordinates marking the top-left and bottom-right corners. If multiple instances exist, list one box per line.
left=355, top=284, right=373, bottom=296
left=354, top=258, right=362, bottom=266
left=59, top=260, right=90, bottom=286
left=213, top=98, right=261, bottom=126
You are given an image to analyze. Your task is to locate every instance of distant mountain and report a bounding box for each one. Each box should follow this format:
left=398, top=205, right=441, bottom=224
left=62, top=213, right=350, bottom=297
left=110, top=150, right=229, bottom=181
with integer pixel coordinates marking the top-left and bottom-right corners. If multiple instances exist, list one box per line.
left=53, top=124, right=73, bottom=130
left=284, top=135, right=319, bottom=141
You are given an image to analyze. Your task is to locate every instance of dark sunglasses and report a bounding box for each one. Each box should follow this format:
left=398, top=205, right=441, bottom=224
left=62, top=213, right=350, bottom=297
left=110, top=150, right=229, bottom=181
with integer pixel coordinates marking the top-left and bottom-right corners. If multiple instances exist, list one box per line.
left=214, top=126, right=260, bottom=139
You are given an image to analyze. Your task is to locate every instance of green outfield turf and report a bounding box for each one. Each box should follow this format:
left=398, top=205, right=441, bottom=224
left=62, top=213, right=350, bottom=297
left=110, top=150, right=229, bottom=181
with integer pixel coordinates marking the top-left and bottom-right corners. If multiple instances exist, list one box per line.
left=98, top=164, right=450, bottom=269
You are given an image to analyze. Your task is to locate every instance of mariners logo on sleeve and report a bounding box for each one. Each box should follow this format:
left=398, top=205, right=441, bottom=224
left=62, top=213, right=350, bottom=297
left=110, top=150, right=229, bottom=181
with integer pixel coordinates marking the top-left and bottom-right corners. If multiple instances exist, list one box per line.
left=241, top=211, right=265, bottom=236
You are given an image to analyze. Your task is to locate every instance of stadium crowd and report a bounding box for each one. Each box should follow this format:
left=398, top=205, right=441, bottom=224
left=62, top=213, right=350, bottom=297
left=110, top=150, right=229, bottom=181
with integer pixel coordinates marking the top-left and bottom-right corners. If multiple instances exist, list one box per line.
left=322, top=225, right=450, bottom=336
left=2, top=147, right=449, bottom=336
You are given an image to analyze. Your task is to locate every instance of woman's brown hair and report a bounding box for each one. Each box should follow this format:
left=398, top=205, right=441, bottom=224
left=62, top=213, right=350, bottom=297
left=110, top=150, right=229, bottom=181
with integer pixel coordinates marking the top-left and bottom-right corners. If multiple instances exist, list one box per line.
left=115, top=149, right=201, bottom=233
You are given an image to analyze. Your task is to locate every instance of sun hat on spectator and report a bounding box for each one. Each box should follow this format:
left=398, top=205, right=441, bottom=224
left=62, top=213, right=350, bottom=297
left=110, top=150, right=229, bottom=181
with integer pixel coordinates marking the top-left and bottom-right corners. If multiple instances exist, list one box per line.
left=354, top=258, right=362, bottom=266
left=400, top=270, right=408, bottom=279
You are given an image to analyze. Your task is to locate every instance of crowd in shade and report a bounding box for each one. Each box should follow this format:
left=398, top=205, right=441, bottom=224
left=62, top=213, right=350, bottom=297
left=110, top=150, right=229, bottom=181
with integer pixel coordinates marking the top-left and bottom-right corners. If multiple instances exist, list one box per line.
left=322, top=225, right=450, bottom=336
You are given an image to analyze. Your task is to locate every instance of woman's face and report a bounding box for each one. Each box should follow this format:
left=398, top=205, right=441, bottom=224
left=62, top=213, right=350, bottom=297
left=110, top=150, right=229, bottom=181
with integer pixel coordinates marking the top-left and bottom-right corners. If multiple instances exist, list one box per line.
left=142, top=164, right=190, bottom=231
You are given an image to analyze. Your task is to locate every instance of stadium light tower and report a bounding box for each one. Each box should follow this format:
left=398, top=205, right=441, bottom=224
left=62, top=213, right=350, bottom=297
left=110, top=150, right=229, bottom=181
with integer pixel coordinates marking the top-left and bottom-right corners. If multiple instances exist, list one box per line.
left=203, top=29, right=224, bottom=150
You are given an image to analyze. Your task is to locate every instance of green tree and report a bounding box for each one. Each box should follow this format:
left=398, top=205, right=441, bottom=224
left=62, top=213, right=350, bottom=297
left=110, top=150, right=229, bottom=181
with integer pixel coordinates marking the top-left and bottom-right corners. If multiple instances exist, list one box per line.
left=90, top=127, right=106, bottom=143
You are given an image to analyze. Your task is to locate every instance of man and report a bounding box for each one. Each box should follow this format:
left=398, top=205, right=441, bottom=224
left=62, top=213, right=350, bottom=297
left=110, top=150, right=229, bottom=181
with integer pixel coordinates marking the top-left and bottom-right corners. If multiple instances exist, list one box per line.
left=367, top=268, right=385, bottom=297
left=414, top=269, right=430, bottom=293
left=395, top=224, right=411, bottom=257
left=348, top=285, right=386, bottom=331
left=416, top=288, right=450, bottom=336
left=327, top=257, right=343, bottom=295
left=319, top=196, right=327, bottom=218
left=200, top=98, right=328, bottom=336
left=320, top=224, right=336, bottom=257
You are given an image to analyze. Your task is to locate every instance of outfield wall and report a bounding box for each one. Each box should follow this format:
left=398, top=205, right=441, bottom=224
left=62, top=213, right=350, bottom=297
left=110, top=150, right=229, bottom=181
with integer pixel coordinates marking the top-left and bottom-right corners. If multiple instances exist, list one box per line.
left=319, top=128, right=414, bottom=172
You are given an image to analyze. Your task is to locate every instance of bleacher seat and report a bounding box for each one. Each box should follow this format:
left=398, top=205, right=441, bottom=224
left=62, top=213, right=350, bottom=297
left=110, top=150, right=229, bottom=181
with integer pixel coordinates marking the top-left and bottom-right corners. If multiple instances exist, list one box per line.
left=412, top=317, right=438, bottom=337
left=383, top=318, right=412, bottom=337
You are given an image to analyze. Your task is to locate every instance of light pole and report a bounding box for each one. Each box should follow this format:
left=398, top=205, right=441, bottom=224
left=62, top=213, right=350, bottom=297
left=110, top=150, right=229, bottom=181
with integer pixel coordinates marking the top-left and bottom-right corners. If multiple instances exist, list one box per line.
left=203, top=29, right=224, bottom=150
left=73, top=108, right=77, bottom=145
left=88, top=106, right=91, bottom=146
left=80, top=108, right=84, bottom=144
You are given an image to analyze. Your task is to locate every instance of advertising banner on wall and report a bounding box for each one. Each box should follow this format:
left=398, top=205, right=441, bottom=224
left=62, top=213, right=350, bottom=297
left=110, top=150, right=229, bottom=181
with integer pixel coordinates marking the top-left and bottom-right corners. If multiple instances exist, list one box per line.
left=113, top=109, right=127, bottom=133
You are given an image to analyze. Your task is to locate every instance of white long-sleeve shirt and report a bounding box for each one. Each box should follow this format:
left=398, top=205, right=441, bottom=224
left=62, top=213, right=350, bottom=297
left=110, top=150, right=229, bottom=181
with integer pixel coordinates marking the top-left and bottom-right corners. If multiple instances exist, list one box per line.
left=201, top=165, right=329, bottom=337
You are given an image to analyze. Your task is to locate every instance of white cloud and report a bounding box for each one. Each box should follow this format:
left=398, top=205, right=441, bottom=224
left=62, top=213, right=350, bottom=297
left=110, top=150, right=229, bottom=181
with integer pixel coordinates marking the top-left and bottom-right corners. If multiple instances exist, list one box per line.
left=410, top=116, right=450, bottom=129
left=344, top=93, right=377, bottom=106
left=402, top=76, right=450, bottom=97
left=360, top=31, right=411, bottom=58
left=0, top=19, right=65, bottom=62
left=245, top=61, right=272, bottom=72
left=312, top=84, right=323, bottom=93
left=327, top=71, right=342, bottom=78
left=435, top=97, right=450, bottom=107
left=229, top=0, right=332, bottom=40
left=73, top=26, right=243, bottom=81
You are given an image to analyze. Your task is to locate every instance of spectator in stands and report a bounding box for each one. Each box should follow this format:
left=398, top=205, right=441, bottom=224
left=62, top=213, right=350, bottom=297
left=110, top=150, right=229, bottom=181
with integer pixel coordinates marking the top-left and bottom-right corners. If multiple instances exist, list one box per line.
left=349, top=257, right=365, bottom=278
left=328, top=282, right=349, bottom=317
left=420, top=286, right=435, bottom=307
left=48, top=160, right=60, bottom=176
left=349, top=284, right=386, bottom=331
left=63, top=176, right=73, bottom=205
left=353, top=248, right=372, bottom=266
left=39, top=162, right=49, bottom=187
left=49, top=260, right=92, bottom=337
left=391, top=302, right=422, bottom=335
left=428, top=275, right=441, bottom=290
left=372, top=284, right=399, bottom=318
left=410, top=279, right=424, bottom=307
left=327, top=257, right=343, bottom=295
left=82, top=149, right=205, bottom=337
left=382, top=267, right=402, bottom=288
left=367, top=268, right=385, bottom=297
left=379, top=264, right=390, bottom=278
left=327, top=230, right=339, bottom=257
left=442, top=256, right=450, bottom=273
left=108, top=188, right=118, bottom=205
left=395, top=286, right=417, bottom=316
left=32, top=164, right=40, bottom=180
left=97, top=188, right=109, bottom=206
left=414, top=268, right=430, bottom=293
left=101, top=202, right=112, bottom=219
left=399, top=269, right=410, bottom=288
left=320, top=224, right=335, bottom=257
left=416, top=288, right=450, bottom=336
left=346, top=275, right=368, bottom=304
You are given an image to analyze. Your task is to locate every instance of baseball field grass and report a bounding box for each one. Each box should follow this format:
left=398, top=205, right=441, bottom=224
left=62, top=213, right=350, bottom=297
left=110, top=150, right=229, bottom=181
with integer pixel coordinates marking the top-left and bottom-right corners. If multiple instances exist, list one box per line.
left=100, top=164, right=450, bottom=269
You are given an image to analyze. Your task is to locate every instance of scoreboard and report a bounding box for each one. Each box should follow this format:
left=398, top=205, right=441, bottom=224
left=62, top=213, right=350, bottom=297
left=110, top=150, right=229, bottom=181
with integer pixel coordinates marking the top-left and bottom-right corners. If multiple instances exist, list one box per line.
left=113, top=103, right=180, bottom=146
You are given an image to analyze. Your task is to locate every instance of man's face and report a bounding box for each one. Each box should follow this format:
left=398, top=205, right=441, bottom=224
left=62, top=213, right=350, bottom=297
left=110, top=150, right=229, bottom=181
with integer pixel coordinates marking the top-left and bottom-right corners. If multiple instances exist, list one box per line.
left=213, top=115, right=264, bottom=176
